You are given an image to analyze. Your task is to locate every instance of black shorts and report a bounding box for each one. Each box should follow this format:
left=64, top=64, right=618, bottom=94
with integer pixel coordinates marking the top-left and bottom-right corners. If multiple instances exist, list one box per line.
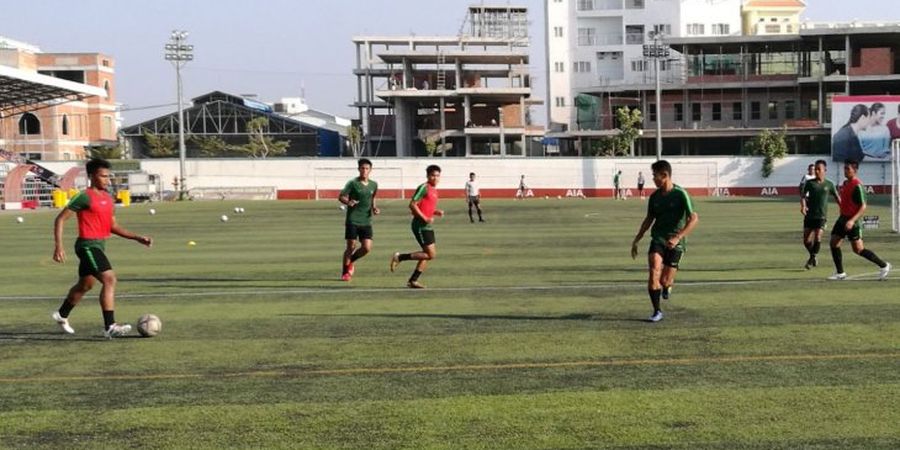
left=649, top=242, right=684, bottom=269
left=467, top=195, right=480, bottom=206
left=412, top=224, right=436, bottom=247
left=345, top=223, right=373, bottom=241
left=803, top=217, right=827, bottom=230
left=637, top=183, right=645, bottom=190
left=76, top=246, right=113, bottom=278
left=831, top=216, right=862, bottom=241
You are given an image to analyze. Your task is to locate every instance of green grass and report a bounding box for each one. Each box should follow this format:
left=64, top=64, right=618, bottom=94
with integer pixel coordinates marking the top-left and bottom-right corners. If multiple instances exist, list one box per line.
left=0, top=196, right=897, bottom=449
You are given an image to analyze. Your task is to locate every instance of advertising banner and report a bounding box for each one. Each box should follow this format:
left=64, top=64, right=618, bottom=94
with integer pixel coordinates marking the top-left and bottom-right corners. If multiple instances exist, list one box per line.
left=831, top=95, right=900, bottom=162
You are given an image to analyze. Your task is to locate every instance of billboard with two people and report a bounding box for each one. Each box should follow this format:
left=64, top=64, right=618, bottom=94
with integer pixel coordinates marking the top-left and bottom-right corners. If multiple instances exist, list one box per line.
left=831, top=95, right=900, bottom=162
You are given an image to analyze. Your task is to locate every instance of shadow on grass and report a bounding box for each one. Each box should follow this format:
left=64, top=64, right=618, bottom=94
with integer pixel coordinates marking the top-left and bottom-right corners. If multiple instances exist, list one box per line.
left=280, top=312, right=648, bottom=323
left=0, top=332, right=100, bottom=342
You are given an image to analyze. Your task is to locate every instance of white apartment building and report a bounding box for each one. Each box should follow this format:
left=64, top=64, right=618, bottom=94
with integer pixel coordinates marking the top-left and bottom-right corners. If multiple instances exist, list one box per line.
left=546, top=0, right=742, bottom=129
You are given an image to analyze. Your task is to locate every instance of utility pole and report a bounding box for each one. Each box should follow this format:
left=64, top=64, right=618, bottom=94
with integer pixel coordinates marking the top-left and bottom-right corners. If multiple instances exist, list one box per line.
left=165, top=30, right=193, bottom=199
left=644, top=32, right=668, bottom=160
left=498, top=107, right=506, bottom=157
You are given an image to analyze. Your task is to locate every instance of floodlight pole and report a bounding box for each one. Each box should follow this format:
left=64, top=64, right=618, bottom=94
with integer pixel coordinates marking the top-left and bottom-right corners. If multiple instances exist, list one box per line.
left=165, top=30, right=194, bottom=200
left=645, top=32, right=667, bottom=160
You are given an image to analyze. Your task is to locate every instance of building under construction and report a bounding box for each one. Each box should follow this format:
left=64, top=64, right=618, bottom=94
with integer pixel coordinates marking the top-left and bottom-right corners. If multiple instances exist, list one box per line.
left=353, top=5, right=543, bottom=157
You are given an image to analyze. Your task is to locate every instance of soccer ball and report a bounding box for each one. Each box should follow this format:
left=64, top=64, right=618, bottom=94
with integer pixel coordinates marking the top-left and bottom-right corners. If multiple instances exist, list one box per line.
left=234, top=207, right=240, bottom=213
left=237, top=207, right=245, bottom=213
left=149, top=208, right=156, bottom=215
left=220, top=214, right=229, bottom=222
left=137, top=314, right=162, bottom=337
left=16, top=216, right=24, bottom=223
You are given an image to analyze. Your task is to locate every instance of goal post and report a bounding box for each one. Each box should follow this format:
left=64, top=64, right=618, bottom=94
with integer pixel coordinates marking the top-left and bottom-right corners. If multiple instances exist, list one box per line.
left=892, top=139, right=900, bottom=233
left=614, top=161, right=718, bottom=197
left=312, top=167, right=405, bottom=200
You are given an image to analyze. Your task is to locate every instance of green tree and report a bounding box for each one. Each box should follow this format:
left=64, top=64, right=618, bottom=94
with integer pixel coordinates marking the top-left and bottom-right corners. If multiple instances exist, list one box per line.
left=236, top=117, right=289, bottom=158
left=191, top=135, right=234, bottom=157
left=589, top=107, right=643, bottom=156
left=86, top=144, right=124, bottom=160
left=347, top=125, right=363, bottom=157
left=424, top=136, right=438, bottom=157
left=143, top=131, right=176, bottom=158
left=745, top=127, right=788, bottom=178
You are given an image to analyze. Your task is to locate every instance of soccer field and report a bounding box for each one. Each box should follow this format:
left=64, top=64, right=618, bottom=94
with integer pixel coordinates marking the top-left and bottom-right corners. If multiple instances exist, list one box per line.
left=0, top=196, right=898, bottom=449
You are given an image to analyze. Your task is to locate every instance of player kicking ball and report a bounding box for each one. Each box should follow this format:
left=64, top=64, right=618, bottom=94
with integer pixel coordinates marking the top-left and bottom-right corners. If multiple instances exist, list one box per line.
left=390, top=165, right=443, bottom=288
left=631, top=160, right=699, bottom=322
left=51, top=158, right=152, bottom=338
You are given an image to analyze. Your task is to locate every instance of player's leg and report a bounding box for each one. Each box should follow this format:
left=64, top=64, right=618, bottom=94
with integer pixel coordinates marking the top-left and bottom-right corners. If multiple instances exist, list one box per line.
left=660, top=247, right=683, bottom=300
left=811, top=227, right=824, bottom=267
left=407, top=243, right=436, bottom=288
left=95, top=269, right=129, bottom=337
left=829, top=233, right=847, bottom=279
left=342, top=224, right=359, bottom=279
left=53, top=275, right=94, bottom=334
left=850, top=237, right=889, bottom=275
left=467, top=198, right=475, bottom=222
left=646, top=248, right=664, bottom=321
left=475, top=197, right=484, bottom=221
left=802, top=227, right=815, bottom=269
left=351, top=238, right=373, bottom=266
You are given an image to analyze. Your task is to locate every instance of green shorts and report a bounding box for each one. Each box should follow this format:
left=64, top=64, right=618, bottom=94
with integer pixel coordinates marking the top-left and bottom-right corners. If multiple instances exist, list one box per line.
left=831, top=216, right=861, bottom=241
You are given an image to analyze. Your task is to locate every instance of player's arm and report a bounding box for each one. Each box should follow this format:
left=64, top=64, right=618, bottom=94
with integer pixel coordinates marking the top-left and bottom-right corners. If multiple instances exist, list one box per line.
left=631, top=211, right=654, bottom=259
left=844, top=186, right=866, bottom=229
left=338, top=182, right=357, bottom=207
left=111, top=217, right=152, bottom=247
left=371, top=187, right=380, bottom=215
left=800, top=183, right=808, bottom=215
left=667, top=192, right=699, bottom=249
left=408, top=185, right=431, bottom=223
left=52, top=208, right=76, bottom=263
left=830, top=184, right=841, bottom=205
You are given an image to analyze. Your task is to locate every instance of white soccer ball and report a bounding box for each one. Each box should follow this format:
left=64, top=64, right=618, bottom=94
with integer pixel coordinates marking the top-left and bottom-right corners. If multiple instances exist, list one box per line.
left=149, top=208, right=156, bottom=215
left=234, top=207, right=241, bottom=213
left=220, top=215, right=229, bottom=222
left=238, top=207, right=245, bottom=213
left=339, top=205, right=346, bottom=211
left=556, top=195, right=562, bottom=199
left=16, top=216, right=24, bottom=223
left=137, top=314, right=162, bottom=337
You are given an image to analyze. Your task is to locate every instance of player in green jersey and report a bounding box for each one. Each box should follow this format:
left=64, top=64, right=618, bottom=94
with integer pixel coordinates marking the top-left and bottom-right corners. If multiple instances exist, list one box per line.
left=800, top=160, right=840, bottom=270
left=631, top=160, right=699, bottom=323
left=338, top=158, right=379, bottom=281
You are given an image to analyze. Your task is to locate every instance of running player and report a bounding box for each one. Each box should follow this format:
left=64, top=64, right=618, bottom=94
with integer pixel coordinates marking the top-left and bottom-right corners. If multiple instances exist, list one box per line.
left=828, top=159, right=891, bottom=281
left=465, top=172, right=484, bottom=223
left=630, top=160, right=699, bottom=322
left=51, top=158, right=152, bottom=338
left=390, top=165, right=444, bottom=288
left=800, top=159, right=839, bottom=270
left=338, top=158, right=379, bottom=281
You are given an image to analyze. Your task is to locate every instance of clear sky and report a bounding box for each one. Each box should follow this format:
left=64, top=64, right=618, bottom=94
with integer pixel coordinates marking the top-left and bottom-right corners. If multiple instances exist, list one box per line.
left=1, top=0, right=892, bottom=125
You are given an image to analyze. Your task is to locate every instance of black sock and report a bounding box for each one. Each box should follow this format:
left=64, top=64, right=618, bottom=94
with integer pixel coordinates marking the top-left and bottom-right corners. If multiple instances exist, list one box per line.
left=399, top=253, right=412, bottom=262
left=58, top=299, right=75, bottom=318
left=478, top=211, right=483, bottom=221
left=102, top=310, right=115, bottom=329
left=350, top=251, right=363, bottom=263
left=831, top=246, right=844, bottom=273
left=812, top=240, right=821, bottom=256
left=409, top=270, right=422, bottom=283
left=859, top=249, right=887, bottom=268
left=804, top=241, right=813, bottom=254
left=649, top=288, right=662, bottom=312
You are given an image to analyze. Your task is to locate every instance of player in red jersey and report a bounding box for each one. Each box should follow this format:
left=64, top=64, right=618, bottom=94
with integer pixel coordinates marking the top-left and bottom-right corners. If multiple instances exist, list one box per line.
left=51, top=158, right=153, bottom=338
left=390, top=165, right=444, bottom=288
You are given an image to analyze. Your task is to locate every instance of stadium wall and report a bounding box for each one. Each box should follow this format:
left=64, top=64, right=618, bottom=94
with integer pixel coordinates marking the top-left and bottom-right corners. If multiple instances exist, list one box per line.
left=35, top=157, right=892, bottom=200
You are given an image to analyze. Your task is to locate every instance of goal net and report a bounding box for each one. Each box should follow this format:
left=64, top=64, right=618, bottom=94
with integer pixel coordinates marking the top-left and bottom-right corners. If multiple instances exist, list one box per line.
left=313, top=167, right=405, bottom=200
left=614, top=161, right=718, bottom=197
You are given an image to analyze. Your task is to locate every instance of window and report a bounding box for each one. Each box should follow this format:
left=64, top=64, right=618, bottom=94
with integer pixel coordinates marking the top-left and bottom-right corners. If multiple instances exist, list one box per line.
left=631, top=60, right=648, bottom=72
left=576, top=0, right=591, bottom=9
left=573, top=61, right=591, bottom=73
left=626, top=25, right=645, bottom=45
left=712, top=103, right=721, bottom=121
left=751, top=102, right=761, bottom=120
left=62, top=114, right=69, bottom=135
left=103, top=115, right=114, bottom=138
left=102, top=59, right=110, bottom=67
left=768, top=101, right=778, bottom=120
left=674, top=103, right=684, bottom=122
left=651, top=24, right=672, bottom=36
left=555, top=97, right=566, bottom=107
left=553, top=26, right=564, bottom=38
left=577, top=28, right=596, bottom=46
left=626, top=0, right=645, bottom=9
left=18, top=113, right=41, bottom=135
left=732, top=102, right=742, bottom=120
left=554, top=62, right=565, bottom=73
left=785, top=100, right=796, bottom=119
left=711, top=24, right=730, bottom=35
left=692, top=103, right=702, bottom=121
left=649, top=103, right=656, bottom=121
left=686, top=23, right=705, bottom=35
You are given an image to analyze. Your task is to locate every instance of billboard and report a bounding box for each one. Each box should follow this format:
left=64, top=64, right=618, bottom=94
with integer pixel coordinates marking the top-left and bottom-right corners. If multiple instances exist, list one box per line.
left=831, top=95, right=900, bottom=162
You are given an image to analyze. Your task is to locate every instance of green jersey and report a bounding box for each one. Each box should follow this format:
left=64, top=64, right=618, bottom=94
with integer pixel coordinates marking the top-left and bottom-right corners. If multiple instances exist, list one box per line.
left=614, top=173, right=621, bottom=186
left=340, top=178, right=378, bottom=226
left=648, top=185, right=694, bottom=247
left=802, top=179, right=837, bottom=220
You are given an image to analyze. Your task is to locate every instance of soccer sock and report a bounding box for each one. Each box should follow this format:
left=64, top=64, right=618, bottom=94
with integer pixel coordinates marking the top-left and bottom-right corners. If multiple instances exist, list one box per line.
left=398, top=253, right=413, bottom=262
left=102, top=310, right=115, bottom=330
left=58, top=299, right=75, bottom=318
left=803, top=240, right=813, bottom=254
left=831, top=246, right=844, bottom=273
left=409, top=270, right=422, bottom=283
left=350, top=251, right=363, bottom=262
left=859, top=249, right=887, bottom=268
left=649, top=288, right=662, bottom=312
left=812, top=240, right=821, bottom=256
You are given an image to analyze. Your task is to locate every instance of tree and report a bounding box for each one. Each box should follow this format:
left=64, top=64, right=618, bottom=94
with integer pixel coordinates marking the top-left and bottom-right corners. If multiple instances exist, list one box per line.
left=235, top=117, right=289, bottom=158
left=86, top=144, right=124, bottom=160
left=589, top=107, right=643, bottom=156
left=745, top=127, right=788, bottom=178
left=347, top=125, right=363, bottom=157
left=143, top=131, right=176, bottom=158
left=191, top=135, right=234, bottom=157
left=424, top=136, right=438, bottom=157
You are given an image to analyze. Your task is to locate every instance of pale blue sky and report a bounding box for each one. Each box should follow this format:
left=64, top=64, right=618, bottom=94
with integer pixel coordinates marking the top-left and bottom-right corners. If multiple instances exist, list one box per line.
left=1, top=0, right=891, bottom=125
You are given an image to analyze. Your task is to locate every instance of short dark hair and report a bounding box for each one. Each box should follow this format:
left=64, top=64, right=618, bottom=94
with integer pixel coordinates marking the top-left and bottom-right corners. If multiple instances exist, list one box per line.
left=844, top=159, right=859, bottom=170
left=469, top=172, right=475, bottom=176
left=358, top=158, right=372, bottom=168
left=651, top=160, right=672, bottom=176
left=86, top=158, right=110, bottom=176
left=807, top=164, right=815, bottom=169
left=814, top=159, right=827, bottom=167
left=426, top=164, right=441, bottom=175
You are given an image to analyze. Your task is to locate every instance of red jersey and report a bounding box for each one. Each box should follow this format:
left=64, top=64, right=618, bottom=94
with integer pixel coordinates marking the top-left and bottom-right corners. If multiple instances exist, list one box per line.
left=838, top=177, right=866, bottom=218
left=411, top=183, right=438, bottom=221
left=68, top=188, right=115, bottom=240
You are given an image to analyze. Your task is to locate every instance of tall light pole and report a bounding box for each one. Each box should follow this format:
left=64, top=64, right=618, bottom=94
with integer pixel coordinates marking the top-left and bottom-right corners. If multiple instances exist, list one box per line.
left=644, top=32, right=668, bottom=160
left=165, top=30, right=193, bottom=199
left=498, top=107, right=506, bottom=157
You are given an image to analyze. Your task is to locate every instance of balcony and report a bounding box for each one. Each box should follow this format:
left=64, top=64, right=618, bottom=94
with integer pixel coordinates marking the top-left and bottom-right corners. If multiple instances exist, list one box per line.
left=577, top=33, right=623, bottom=46
left=752, top=22, right=799, bottom=35
left=576, top=0, right=623, bottom=11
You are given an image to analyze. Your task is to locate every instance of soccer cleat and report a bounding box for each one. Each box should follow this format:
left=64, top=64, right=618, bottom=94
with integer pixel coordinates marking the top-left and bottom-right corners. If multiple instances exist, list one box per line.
left=103, top=323, right=132, bottom=339
left=51, top=311, right=75, bottom=335
left=827, top=272, right=848, bottom=281
left=340, top=273, right=351, bottom=282
left=347, top=263, right=355, bottom=276
left=390, top=252, right=400, bottom=272
left=662, top=286, right=672, bottom=300
left=648, top=311, right=664, bottom=323
left=878, top=262, right=891, bottom=281
left=407, top=280, right=426, bottom=289
left=811, top=255, right=818, bottom=267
